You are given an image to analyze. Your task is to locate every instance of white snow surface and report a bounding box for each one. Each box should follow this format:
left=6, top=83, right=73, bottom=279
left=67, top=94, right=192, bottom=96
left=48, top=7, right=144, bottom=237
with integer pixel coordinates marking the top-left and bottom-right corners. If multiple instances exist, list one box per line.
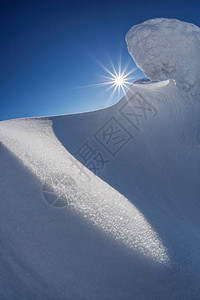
left=126, top=18, right=200, bottom=97
left=1, top=19, right=200, bottom=299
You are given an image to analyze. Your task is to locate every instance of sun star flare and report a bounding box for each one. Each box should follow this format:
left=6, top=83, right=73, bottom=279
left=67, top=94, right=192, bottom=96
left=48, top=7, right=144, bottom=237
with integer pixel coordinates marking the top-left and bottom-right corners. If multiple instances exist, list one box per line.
left=98, top=62, right=136, bottom=100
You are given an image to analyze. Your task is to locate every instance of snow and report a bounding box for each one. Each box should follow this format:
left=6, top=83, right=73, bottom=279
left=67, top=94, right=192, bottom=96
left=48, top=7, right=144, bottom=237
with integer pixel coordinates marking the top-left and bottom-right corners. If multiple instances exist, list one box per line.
left=126, top=18, right=200, bottom=98
left=1, top=18, right=200, bottom=299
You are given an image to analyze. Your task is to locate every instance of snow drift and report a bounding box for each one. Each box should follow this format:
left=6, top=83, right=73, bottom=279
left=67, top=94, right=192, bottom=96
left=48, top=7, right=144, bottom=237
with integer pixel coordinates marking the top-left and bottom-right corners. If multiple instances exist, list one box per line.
left=0, top=18, right=200, bottom=299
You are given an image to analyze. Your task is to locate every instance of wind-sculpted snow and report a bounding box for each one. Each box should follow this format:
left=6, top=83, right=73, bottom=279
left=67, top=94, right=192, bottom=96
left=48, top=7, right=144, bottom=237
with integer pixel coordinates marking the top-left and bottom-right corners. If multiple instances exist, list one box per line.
left=0, top=118, right=168, bottom=263
left=126, top=18, right=200, bottom=98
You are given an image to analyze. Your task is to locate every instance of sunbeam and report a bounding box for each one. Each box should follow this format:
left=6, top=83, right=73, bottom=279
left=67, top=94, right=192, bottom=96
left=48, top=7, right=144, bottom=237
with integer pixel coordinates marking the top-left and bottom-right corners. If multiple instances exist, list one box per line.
left=98, top=60, right=136, bottom=98
left=68, top=55, right=137, bottom=103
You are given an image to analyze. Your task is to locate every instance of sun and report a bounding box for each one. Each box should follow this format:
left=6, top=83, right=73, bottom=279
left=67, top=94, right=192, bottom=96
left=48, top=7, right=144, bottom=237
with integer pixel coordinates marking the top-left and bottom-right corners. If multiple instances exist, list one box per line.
left=115, top=75, right=125, bottom=86
left=91, top=56, right=137, bottom=101
left=103, top=65, right=135, bottom=98
left=87, top=55, right=136, bottom=98
left=73, top=56, right=136, bottom=103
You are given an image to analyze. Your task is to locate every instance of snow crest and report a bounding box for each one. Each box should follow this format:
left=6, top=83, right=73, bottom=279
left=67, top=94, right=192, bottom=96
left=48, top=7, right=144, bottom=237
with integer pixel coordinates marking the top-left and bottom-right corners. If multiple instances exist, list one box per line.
left=126, top=18, right=200, bottom=98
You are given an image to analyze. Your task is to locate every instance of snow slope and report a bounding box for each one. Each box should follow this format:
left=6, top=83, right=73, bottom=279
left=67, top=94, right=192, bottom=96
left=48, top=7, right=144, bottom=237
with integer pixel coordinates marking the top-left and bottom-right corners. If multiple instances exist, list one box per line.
left=1, top=18, right=200, bottom=299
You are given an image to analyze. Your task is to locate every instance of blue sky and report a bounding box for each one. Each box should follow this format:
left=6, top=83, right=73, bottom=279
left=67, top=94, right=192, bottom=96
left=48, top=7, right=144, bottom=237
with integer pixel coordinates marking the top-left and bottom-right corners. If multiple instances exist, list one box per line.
left=0, top=0, right=200, bottom=121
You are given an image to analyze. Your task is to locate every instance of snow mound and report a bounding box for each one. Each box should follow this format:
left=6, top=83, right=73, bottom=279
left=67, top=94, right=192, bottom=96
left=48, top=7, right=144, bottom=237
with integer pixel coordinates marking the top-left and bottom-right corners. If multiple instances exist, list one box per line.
left=126, top=18, right=200, bottom=97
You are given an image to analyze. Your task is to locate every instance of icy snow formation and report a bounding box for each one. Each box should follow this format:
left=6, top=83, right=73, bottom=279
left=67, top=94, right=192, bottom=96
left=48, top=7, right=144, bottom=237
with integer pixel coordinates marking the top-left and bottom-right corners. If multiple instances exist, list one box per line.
left=126, top=18, right=200, bottom=97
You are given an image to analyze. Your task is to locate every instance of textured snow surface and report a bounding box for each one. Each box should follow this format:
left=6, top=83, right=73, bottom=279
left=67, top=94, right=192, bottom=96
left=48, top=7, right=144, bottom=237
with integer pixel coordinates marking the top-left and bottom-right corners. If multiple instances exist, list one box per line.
left=126, top=18, right=200, bottom=97
left=0, top=118, right=168, bottom=262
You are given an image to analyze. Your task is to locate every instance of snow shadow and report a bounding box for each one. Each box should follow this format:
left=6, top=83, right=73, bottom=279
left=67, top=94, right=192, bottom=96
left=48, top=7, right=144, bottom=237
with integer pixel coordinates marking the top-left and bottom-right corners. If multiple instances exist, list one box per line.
left=51, top=94, right=200, bottom=286
left=1, top=142, right=200, bottom=298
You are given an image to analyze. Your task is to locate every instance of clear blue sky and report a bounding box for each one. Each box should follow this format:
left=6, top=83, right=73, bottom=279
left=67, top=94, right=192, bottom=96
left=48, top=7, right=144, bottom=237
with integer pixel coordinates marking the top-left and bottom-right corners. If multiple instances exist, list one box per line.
left=1, top=0, right=200, bottom=121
